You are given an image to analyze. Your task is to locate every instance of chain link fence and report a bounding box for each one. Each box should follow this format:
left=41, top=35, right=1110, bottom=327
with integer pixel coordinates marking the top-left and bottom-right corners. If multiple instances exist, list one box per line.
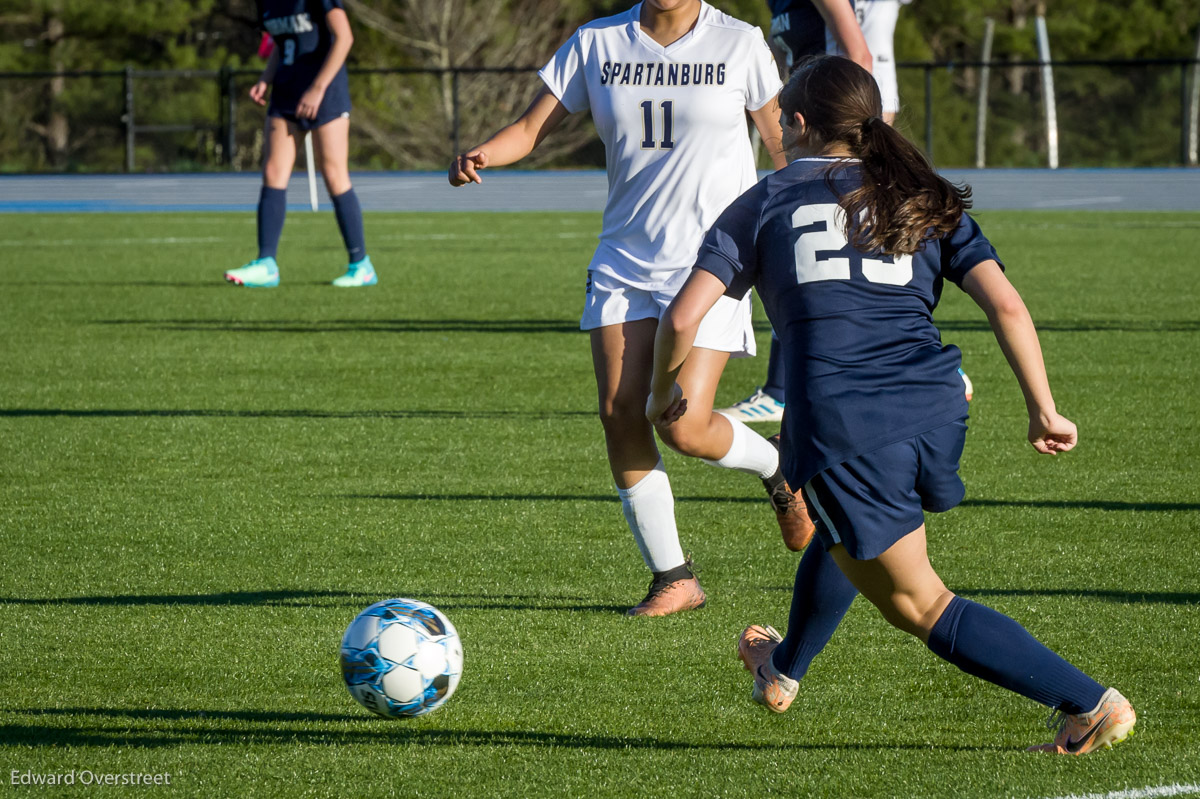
left=2, top=58, right=1198, bottom=174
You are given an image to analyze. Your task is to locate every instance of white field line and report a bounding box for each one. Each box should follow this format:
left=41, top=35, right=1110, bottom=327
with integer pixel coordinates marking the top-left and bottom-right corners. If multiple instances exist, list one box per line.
left=1033, top=784, right=1200, bottom=799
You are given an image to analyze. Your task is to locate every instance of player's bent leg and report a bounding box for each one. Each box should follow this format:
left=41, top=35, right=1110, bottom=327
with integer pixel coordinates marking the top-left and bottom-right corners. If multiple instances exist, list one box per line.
left=832, top=528, right=1130, bottom=749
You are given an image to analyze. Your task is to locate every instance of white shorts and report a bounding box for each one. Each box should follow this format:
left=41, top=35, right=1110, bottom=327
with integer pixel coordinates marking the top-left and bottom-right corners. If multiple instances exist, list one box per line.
left=580, top=270, right=757, bottom=358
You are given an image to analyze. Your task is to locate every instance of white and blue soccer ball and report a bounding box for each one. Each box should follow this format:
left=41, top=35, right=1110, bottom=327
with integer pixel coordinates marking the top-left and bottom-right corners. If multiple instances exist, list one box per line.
left=340, top=598, right=463, bottom=718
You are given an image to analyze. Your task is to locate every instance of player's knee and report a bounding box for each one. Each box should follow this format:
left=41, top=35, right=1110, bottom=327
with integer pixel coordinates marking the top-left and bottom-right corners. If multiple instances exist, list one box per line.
left=875, top=590, right=953, bottom=639
left=598, top=396, right=647, bottom=434
left=656, top=419, right=705, bottom=458
left=321, top=165, right=351, bottom=195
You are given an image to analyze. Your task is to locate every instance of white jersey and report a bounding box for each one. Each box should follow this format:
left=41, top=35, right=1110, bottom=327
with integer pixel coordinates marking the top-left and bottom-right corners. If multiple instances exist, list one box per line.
left=539, top=1, right=782, bottom=291
left=855, top=0, right=908, bottom=112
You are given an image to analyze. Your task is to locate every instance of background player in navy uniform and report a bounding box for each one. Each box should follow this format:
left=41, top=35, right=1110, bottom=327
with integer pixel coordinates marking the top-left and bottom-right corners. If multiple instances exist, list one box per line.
left=224, top=0, right=376, bottom=288
left=766, top=0, right=872, bottom=74
left=648, top=55, right=1136, bottom=754
left=717, top=0, right=872, bottom=423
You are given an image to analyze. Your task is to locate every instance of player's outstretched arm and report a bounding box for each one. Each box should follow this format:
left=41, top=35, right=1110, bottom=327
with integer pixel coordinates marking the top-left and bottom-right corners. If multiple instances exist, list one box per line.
left=449, top=89, right=569, bottom=186
left=962, top=260, right=1077, bottom=455
left=813, top=0, right=873, bottom=73
left=648, top=270, right=729, bottom=426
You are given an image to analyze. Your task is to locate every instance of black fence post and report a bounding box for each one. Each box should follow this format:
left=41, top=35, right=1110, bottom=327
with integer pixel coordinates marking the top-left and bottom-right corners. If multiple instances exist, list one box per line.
left=225, top=68, right=237, bottom=167
left=924, top=65, right=934, bottom=162
left=124, top=65, right=135, bottom=172
left=451, top=68, right=461, bottom=157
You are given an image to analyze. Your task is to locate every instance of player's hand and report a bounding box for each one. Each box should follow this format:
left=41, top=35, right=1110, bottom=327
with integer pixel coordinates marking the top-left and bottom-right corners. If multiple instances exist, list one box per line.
left=249, top=81, right=270, bottom=106
left=646, top=384, right=687, bottom=427
left=1029, top=410, right=1077, bottom=455
left=296, top=85, right=326, bottom=120
left=449, top=150, right=488, bottom=186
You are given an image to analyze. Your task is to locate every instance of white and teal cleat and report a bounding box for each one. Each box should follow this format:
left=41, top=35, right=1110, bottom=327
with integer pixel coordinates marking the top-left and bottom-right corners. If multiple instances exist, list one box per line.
left=332, top=256, right=377, bottom=287
left=224, top=257, right=280, bottom=287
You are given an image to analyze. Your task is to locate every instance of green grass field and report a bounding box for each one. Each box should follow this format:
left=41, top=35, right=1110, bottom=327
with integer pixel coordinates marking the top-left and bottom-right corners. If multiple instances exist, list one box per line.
left=1, top=210, right=1198, bottom=798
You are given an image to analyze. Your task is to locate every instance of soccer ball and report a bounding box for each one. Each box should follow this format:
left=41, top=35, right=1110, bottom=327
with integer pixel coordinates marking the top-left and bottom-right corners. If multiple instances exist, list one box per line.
left=340, top=598, right=463, bottom=718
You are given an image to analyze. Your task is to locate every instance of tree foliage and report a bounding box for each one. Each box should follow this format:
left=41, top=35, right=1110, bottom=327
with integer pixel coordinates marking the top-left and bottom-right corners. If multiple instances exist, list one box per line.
left=0, top=0, right=1196, bottom=171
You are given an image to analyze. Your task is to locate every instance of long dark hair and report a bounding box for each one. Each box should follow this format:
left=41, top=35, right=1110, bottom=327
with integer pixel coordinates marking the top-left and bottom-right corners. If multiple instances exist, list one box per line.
left=779, top=55, right=971, bottom=256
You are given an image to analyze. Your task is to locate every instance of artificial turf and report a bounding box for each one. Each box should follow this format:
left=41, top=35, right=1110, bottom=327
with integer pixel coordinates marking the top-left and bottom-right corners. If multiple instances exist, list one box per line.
left=1, top=209, right=1198, bottom=797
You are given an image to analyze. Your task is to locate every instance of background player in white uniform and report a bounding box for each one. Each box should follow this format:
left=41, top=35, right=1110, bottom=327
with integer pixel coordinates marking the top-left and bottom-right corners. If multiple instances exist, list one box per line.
left=449, top=0, right=813, bottom=617
left=856, top=0, right=910, bottom=123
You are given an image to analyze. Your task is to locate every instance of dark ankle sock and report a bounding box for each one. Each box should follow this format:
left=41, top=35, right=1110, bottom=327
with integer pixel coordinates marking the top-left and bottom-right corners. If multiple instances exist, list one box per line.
left=927, top=596, right=1106, bottom=714
left=331, top=187, right=366, bottom=262
left=653, top=563, right=693, bottom=584
left=256, top=186, right=288, bottom=259
left=771, top=543, right=858, bottom=680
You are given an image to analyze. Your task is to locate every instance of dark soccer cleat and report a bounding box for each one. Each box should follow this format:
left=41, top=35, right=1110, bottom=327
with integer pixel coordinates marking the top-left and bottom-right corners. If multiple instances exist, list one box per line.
left=763, top=435, right=815, bottom=551
left=1027, top=688, right=1136, bottom=755
left=626, top=563, right=706, bottom=617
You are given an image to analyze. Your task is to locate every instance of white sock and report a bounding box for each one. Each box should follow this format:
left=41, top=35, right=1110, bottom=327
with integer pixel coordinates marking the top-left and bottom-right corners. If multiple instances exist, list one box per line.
left=617, top=459, right=685, bottom=573
left=702, top=416, right=779, bottom=479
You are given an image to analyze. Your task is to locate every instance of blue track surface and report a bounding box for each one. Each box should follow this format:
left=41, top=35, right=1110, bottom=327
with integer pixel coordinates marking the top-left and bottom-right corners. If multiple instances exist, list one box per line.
left=1, top=169, right=1198, bottom=213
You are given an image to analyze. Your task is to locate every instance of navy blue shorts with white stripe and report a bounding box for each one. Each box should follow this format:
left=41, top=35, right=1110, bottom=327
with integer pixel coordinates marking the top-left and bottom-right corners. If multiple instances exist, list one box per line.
left=801, top=419, right=968, bottom=561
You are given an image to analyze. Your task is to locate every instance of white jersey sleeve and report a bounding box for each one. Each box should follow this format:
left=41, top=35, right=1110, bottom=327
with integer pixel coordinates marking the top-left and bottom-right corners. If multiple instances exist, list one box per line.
left=745, top=29, right=783, bottom=111
left=538, top=31, right=590, bottom=114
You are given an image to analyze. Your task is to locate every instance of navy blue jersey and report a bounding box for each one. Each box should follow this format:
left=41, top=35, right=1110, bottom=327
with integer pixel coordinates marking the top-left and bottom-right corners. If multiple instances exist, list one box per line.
left=767, top=0, right=854, bottom=69
left=696, top=157, right=1001, bottom=488
left=261, top=0, right=347, bottom=98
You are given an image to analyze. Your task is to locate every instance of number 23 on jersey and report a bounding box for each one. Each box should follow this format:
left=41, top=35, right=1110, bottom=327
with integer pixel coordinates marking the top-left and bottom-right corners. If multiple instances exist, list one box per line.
left=791, top=203, right=913, bottom=286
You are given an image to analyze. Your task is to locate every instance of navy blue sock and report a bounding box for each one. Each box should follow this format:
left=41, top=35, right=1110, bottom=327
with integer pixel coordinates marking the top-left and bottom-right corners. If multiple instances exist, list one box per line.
left=771, top=543, right=858, bottom=681
left=331, top=187, right=366, bottom=263
left=763, top=335, right=785, bottom=403
left=927, top=596, right=1106, bottom=714
left=256, top=186, right=288, bottom=260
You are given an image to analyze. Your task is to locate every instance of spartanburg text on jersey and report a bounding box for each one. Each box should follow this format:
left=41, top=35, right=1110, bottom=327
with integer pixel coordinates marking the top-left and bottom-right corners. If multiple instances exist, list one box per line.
left=261, top=0, right=348, bottom=100
left=695, top=157, right=1002, bottom=489
left=538, top=2, right=783, bottom=292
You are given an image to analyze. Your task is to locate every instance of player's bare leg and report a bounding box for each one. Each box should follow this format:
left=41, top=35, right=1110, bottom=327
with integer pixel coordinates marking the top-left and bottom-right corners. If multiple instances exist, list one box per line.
left=225, top=116, right=300, bottom=287
left=656, top=350, right=814, bottom=551
left=592, top=319, right=704, bottom=617
left=829, top=526, right=1131, bottom=750
left=315, top=115, right=375, bottom=286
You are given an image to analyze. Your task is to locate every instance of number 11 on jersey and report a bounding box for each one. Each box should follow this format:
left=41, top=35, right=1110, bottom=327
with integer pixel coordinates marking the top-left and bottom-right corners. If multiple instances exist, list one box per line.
left=640, top=100, right=674, bottom=150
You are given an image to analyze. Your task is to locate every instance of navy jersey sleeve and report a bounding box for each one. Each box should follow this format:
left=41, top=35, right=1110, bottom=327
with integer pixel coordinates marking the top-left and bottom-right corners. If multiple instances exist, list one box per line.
left=694, top=182, right=768, bottom=299
left=320, top=0, right=344, bottom=11
left=940, top=212, right=1003, bottom=286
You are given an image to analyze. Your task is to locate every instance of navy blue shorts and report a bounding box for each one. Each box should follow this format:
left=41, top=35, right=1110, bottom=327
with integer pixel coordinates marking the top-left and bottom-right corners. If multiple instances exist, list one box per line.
left=267, top=74, right=351, bottom=132
left=800, top=420, right=967, bottom=561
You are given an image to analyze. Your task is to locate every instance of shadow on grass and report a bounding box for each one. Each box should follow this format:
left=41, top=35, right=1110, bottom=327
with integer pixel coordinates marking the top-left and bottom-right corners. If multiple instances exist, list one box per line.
left=935, top=319, right=1200, bottom=333
left=0, top=408, right=592, bottom=420
left=0, top=589, right=626, bottom=614
left=1, top=707, right=1003, bottom=752
left=96, top=318, right=582, bottom=334
left=346, top=492, right=1200, bottom=513
left=960, top=498, right=1200, bottom=512
left=345, top=493, right=764, bottom=504
left=957, top=588, right=1200, bottom=605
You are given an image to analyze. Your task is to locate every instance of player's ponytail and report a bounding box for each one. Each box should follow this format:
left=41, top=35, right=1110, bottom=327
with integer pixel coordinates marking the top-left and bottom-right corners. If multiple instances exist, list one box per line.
left=780, top=55, right=970, bottom=256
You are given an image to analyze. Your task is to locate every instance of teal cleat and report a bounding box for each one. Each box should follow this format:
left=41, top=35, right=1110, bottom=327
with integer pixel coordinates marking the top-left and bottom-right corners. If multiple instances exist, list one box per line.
left=224, top=257, right=279, bottom=287
left=332, top=256, right=378, bottom=287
